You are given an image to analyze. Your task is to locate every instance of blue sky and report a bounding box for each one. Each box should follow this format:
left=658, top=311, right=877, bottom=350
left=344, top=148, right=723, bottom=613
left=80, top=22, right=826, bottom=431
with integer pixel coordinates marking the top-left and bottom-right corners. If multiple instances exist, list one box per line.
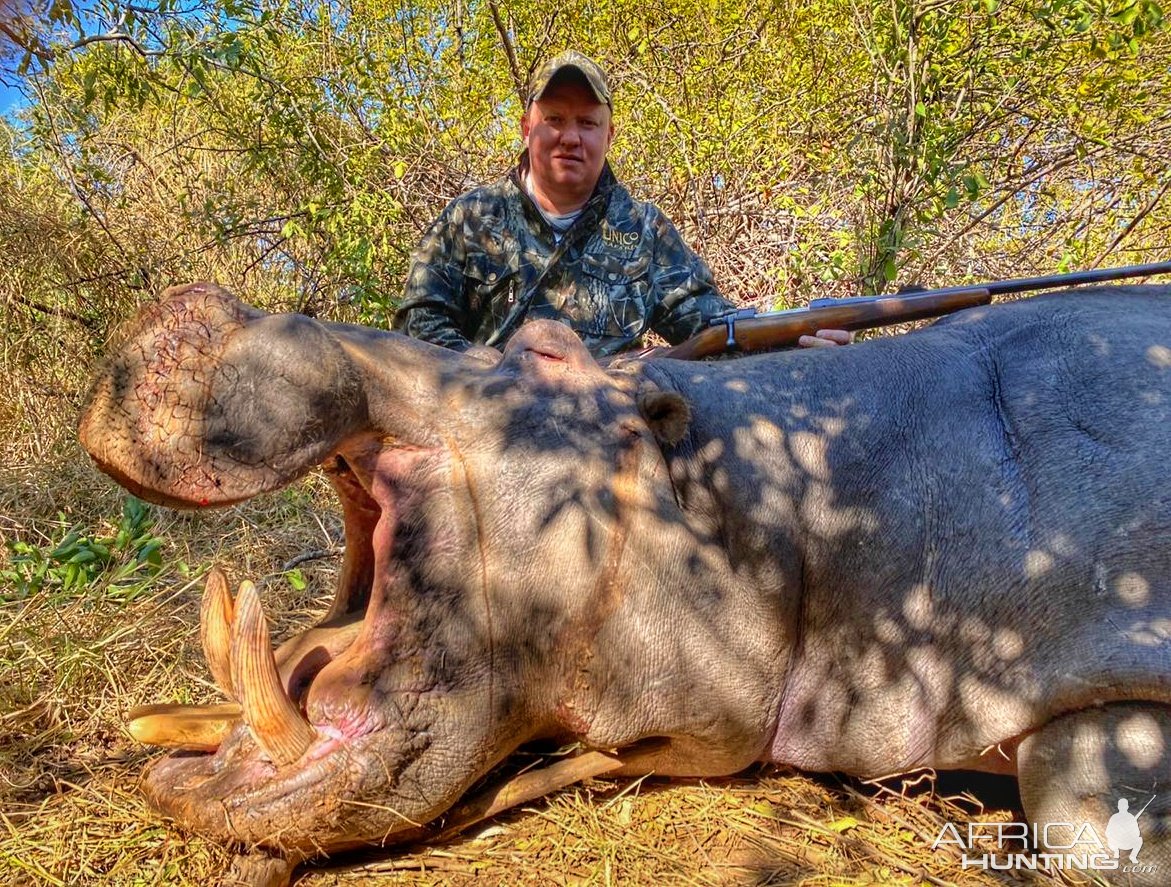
left=1, top=0, right=107, bottom=117
left=2, top=82, right=24, bottom=115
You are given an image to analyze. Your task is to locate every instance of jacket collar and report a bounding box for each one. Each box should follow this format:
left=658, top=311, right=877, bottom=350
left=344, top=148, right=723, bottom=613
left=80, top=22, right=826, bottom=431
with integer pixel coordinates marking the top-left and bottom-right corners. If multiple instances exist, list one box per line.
left=511, top=150, right=617, bottom=224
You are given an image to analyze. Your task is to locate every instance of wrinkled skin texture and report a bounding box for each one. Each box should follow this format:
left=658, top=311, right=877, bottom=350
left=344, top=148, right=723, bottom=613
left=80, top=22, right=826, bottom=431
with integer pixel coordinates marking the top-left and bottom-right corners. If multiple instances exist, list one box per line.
left=79, top=283, right=1171, bottom=881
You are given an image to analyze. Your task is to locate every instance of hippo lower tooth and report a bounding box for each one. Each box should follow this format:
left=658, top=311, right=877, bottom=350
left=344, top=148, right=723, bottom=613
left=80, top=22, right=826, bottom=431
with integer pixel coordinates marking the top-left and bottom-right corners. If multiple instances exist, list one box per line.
left=229, top=580, right=317, bottom=765
left=199, top=567, right=236, bottom=700
left=126, top=702, right=242, bottom=750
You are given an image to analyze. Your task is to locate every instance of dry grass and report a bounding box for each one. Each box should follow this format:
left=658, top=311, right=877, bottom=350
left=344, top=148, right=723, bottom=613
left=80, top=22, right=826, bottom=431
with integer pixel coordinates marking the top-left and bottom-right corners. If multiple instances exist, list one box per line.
left=1, top=308, right=1072, bottom=887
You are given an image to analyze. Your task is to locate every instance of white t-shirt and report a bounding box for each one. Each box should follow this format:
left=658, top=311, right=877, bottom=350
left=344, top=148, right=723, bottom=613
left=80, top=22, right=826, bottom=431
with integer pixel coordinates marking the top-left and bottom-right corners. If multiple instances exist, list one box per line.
left=524, top=171, right=583, bottom=241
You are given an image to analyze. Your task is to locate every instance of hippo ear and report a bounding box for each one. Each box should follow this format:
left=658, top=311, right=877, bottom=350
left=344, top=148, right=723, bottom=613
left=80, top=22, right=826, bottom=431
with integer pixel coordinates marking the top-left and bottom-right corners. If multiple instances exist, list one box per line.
left=79, top=283, right=367, bottom=508
left=637, top=386, right=691, bottom=446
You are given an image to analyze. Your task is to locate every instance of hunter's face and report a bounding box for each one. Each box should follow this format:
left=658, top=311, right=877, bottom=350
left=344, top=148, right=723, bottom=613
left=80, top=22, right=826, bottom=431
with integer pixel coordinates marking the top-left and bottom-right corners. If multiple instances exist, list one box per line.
left=523, top=80, right=614, bottom=207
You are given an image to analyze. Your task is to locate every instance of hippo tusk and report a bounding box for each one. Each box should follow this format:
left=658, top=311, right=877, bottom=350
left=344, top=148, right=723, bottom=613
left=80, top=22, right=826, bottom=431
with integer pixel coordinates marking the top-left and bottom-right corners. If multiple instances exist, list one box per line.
left=200, top=567, right=236, bottom=699
left=230, top=581, right=317, bottom=765
left=127, top=702, right=243, bottom=750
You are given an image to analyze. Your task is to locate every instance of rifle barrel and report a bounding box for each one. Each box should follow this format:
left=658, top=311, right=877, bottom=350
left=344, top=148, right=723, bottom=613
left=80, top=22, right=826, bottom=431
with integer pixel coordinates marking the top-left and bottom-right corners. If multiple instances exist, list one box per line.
left=1136, top=794, right=1157, bottom=819
left=921, top=259, right=1171, bottom=298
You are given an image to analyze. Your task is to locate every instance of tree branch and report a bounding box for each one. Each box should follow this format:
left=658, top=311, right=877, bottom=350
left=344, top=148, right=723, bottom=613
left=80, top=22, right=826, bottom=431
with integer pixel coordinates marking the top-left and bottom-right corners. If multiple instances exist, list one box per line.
left=1093, top=178, right=1171, bottom=266
left=487, top=1, right=524, bottom=106
left=6, top=292, right=95, bottom=327
left=0, top=19, right=52, bottom=60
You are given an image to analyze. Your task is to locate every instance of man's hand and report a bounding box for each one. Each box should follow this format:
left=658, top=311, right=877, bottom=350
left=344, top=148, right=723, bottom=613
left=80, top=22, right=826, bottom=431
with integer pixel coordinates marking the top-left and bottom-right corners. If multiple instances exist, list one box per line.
left=797, top=329, right=853, bottom=348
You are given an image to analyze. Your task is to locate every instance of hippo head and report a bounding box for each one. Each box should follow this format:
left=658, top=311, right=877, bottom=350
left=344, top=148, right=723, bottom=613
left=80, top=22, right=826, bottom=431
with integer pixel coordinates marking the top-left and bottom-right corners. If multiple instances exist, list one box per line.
left=77, top=283, right=719, bottom=858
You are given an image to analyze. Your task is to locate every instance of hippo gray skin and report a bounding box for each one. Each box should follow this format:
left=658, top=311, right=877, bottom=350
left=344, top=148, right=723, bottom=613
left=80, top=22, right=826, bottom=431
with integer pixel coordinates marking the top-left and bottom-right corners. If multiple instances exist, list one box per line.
left=79, top=282, right=1171, bottom=883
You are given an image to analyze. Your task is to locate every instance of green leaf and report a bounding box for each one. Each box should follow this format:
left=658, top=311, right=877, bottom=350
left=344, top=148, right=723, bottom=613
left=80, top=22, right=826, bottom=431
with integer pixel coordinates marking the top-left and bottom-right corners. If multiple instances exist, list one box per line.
left=1115, top=5, right=1140, bottom=26
left=49, top=532, right=80, bottom=560
left=82, top=68, right=97, bottom=105
left=136, top=540, right=163, bottom=565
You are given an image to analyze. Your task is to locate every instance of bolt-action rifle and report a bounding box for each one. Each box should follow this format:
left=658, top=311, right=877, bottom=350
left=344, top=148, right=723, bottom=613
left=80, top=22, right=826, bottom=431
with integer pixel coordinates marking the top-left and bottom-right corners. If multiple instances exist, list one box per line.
left=660, top=260, right=1171, bottom=361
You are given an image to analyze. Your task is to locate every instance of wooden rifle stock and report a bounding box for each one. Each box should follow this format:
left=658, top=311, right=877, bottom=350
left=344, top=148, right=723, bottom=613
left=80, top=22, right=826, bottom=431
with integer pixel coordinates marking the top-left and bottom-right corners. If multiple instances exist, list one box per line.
left=661, top=287, right=992, bottom=361
left=657, top=257, right=1171, bottom=361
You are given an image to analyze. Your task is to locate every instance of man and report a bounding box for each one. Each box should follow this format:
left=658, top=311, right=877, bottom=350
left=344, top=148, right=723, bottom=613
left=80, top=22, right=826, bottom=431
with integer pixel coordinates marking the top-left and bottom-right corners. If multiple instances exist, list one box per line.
left=1106, top=797, right=1145, bottom=863
left=394, top=51, right=848, bottom=357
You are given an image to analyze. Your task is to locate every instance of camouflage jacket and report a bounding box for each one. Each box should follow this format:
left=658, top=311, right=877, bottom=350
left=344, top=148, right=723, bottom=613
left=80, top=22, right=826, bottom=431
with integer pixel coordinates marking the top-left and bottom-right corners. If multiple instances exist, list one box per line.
left=393, top=156, right=734, bottom=357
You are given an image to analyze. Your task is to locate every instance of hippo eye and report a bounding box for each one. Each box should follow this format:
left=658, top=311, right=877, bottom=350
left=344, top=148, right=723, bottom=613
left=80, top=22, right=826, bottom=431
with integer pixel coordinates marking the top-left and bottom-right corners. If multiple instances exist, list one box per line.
left=526, top=347, right=566, bottom=362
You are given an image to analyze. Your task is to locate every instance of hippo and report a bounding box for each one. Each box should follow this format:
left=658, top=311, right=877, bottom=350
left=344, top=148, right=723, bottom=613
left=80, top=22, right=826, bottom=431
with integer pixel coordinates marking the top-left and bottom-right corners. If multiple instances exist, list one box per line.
left=78, top=282, right=1171, bottom=884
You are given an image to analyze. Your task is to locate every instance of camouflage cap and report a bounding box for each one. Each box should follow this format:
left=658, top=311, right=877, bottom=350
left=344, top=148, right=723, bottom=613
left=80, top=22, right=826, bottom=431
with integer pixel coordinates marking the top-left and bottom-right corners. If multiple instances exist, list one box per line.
left=527, top=51, right=612, bottom=108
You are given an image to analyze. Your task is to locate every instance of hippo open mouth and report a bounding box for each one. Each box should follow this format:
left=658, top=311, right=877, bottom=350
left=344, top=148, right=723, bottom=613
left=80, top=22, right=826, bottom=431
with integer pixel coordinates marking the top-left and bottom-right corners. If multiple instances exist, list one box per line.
left=127, top=433, right=674, bottom=863
left=78, top=282, right=696, bottom=859
left=111, top=426, right=482, bottom=853
left=122, top=435, right=466, bottom=853
left=72, top=285, right=499, bottom=853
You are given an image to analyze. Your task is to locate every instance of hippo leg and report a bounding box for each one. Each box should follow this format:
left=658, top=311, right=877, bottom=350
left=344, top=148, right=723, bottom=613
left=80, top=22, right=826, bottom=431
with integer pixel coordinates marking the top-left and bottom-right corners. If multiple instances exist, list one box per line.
left=1017, top=703, right=1171, bottom=885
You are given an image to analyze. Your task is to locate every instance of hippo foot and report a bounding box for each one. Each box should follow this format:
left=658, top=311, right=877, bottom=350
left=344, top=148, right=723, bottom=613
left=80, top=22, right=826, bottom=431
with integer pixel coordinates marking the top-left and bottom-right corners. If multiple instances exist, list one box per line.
left=1018, top=702, right=1171, bottom=886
